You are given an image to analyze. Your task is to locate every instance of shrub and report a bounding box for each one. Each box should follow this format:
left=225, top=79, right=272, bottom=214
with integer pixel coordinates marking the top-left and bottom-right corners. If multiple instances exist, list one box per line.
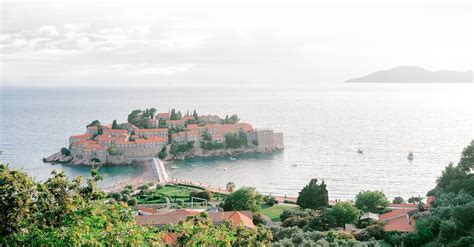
left=190, top=190, right=213, bottom=201
left=127, top=198, right=138, bottom=206
left=252, top=212, right=266, bottom=226
left=60, top=147, right=71, bottom=156
left=265, top=196, right=278, bottom=206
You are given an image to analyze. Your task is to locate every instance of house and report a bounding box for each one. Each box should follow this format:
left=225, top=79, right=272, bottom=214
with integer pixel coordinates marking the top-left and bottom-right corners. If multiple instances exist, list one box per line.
left=86, top=126, right=99, bottom=135
left=156, top=112, right=170, bottom=120
left=147, top=118, right=159, bottom=128
left=380, top=208, right=417, bottom=232
left=135, top=128, right=168, bottom=139
left=137, top=206, right=158, bottom=216
left=198, top=115, right=221, bottom=123
left=135, top=209, right=255, bottom=229
left=166, top=119, right=186, bottom=129
left=387, top=203, right=418, bottom=210
left=103, top=129, right=129, bottom=138
left=69, top=133, right=92, bottom=145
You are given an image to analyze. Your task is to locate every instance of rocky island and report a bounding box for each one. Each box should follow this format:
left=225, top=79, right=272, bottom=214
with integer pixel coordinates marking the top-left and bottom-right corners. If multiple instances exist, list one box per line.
left=44, top=108, right=284, bottom=166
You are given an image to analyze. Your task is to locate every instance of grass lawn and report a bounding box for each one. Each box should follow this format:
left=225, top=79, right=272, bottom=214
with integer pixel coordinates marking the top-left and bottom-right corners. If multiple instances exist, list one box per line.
left=261, top=203, right=298, bottom=222
left=157, top=185, right=194, bottom=198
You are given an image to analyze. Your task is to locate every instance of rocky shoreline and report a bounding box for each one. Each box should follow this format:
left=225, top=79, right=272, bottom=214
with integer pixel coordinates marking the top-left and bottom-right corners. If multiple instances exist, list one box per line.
left=44, top=146, right=283, bottom=166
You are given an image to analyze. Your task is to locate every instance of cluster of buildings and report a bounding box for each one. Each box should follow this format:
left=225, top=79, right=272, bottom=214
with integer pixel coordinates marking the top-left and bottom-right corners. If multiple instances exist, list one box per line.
left=358, top=196, right=436, bottom=233
left=67, top=112, right=284, bottom=165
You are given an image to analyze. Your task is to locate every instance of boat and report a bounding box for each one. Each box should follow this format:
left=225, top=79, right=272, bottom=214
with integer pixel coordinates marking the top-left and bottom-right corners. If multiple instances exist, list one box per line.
left=230, top=157, right=237, bottom=161
left=357, top=149, right=363, bottom=154
left=407, top=152, right=414, bottom=160
left=291, top=164, right=297, bottom=167
left=171, top=165, right=179, bottom=169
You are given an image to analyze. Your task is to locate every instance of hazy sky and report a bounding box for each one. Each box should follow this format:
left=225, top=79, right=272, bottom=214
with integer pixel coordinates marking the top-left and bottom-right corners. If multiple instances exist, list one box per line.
left=0, top=0, right=472, bottom=87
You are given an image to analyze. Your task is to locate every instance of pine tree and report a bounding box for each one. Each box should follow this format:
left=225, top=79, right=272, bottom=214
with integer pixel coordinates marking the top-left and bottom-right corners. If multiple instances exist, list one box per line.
left=296, top=179, right=329, bottom=209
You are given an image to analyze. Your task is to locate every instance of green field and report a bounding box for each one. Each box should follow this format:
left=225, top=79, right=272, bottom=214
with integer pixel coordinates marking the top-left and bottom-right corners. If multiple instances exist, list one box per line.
left=261, top=204, right=298, bottom=222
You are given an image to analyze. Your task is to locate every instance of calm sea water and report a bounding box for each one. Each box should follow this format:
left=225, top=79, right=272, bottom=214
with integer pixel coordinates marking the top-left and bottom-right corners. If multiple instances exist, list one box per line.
left=0, top=84, right=472, bottom=199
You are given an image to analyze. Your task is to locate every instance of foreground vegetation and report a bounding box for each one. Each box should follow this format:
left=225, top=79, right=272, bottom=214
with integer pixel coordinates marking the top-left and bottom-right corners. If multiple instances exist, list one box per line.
left=1, top=140, right=473, bottom=245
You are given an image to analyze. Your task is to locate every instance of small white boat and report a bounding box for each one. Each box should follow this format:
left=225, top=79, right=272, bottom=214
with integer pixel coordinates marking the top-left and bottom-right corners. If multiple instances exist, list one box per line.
left=223, top=167, right=228, bottom=171
left=357, top=149, right=363, bottom=154
left=291, top=164, right=297, bottom=167
left=407, top=152, right=414, bottom=160
left=171, top=165, right=179, bottom=169
left=230, top=157, right=237, bottom=161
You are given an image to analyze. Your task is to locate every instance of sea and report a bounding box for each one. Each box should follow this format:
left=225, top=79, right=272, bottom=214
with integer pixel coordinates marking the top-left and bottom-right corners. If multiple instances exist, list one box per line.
left=1, top=84, right=472, bottom=200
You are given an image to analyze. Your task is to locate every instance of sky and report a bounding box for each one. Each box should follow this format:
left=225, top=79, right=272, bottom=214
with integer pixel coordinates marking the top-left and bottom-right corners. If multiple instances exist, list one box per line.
left=0, top=0, right=472, bottom=87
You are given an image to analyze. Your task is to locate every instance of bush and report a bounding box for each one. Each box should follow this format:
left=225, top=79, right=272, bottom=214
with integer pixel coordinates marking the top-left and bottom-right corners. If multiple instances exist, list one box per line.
left=225, top=131, right=247, bottom=149
left=252, top=212, right=266, bottom=226
left=127, top=198, right=138, bottom=206
left=190, top=190, right=213, bottom=201
left=265, top=196, right=278, bottom=206
left=109, top=193, right=121, bottom=201
left=365, top=223, right=385, bottom=240
left=138, top=184, right=149, bottom=191
left=60, top=147, right=71, bottom=156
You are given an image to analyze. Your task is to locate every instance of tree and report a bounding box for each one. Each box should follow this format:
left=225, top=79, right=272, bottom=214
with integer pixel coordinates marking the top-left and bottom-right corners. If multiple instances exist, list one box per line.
left=226, top=182, right=235, bottom=192
left=149, top=108, right=157, bottom=119
left=296, top=179, right=329, bottom=209
left=392, top=196, right=405, bottom=204
left=127, top=110, right=143, bottom=126
left=355, top=190, right=389, bottom=212
left=86, top=120, right=101, bottom=128
left=192, top=110, right=198, bottom=120
left=112, top=119, right=120, bottom=129
left=407, top=196, right=422, bottom=203
left=60, top=147, right=71, bottom=156
left=328, top=202, right=361, bottom=227
left=223, top=187, right=262, bottom=212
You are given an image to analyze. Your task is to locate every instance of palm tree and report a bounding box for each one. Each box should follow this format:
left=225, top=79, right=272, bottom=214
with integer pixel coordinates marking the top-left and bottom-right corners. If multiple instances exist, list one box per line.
left=226, top=182, right=235, bottom=192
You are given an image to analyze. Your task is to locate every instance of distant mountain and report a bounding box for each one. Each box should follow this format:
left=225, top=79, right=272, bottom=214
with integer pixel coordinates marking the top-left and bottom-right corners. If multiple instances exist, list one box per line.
left=346, top=66, right=472, bottom=83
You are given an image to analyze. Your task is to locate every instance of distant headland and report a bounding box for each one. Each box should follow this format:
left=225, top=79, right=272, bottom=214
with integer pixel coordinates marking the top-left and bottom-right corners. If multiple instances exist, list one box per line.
left=44, top=108, right=284, bottom=166
left=346, top=66, right=472, bottom=83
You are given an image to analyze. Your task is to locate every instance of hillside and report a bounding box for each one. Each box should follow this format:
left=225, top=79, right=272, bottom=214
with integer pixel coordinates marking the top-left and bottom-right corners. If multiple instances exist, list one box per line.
left=346, top=66, right=472, bottom=83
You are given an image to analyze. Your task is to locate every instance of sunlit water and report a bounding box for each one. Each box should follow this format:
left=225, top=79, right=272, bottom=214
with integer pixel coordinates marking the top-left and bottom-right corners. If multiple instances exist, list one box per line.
left=1, top=84, right=472, bottom=199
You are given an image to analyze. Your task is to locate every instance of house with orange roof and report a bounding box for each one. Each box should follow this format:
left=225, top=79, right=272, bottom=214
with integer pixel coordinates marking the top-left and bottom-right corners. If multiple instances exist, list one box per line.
left=166, top=119, right=186, bottom=129
left=135, top=209, right=255, bottom=229
left=156, top=112, right=170, bottom=120
left=198, top=115, right=221, bottom=123
left=379, top=208, right=417, bottom=232
left=135, top=128, right=168, bottom=139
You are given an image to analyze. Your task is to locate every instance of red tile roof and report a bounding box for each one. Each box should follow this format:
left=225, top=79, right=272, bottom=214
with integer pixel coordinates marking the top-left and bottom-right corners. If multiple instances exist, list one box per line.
left=162, top=232, right=178, bottom=244
left=135, top=128, right=168, bottom=133
left=137, top=207, right=158, bottom=215
left=70, top=134, right=92, bottom=139
left=380, top=209, right=416, bottom=232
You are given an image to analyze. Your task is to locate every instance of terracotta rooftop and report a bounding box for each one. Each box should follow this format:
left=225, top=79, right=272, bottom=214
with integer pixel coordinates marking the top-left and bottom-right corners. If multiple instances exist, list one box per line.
left=380, top=209, right=416, bottom=232
left=135, top=128, right=168, bottom=133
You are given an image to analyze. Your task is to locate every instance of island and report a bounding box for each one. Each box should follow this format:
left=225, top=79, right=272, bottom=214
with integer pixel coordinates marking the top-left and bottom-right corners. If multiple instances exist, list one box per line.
left=44, top=108, right=284, bottom=166
left=346, top=66, right=472, bottom=83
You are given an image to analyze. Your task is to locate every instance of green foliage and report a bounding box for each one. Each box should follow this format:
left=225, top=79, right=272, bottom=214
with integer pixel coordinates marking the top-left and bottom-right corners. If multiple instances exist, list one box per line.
left=202, top=130, right=212, bottom=141
left=60, top=147, right=71, bottom=156
left=0, top=164, right=160, bottom=245
left=222, top=114, right=240, bottom=124
left=296, top=178, right=329, bottom=209
left=127, top=198, right=138, bottom=206
left=190, top=190, right=213, bottom=201
left=270, top=226, right=362, bottom=246
left=201, top=140, right=225, bottom=150
left=127, top=108, right=158, bottom=128
left=327, top=201, right=361, bottom=227
left=164, top=212, right=272, bottom=245
left=170, top=108, right=181, bottom=120
left=158, top=146, right=167, bottom=159
left=392, top=196, right=405, bottom=204
left=111, top=119, right=121, bottom=129
left=265, top=196, right=278, bottom=207
left=86, top=120, right=101, bottom=128
left=355, top=190, right=389, bottom=212
left=224, top=130, right=248, bottom=149
left=107, top=145, right=118, bottom=155
left=223, top=187, right=262, bottom=212
left=408, top=196, right=422, bottom=203
left=170, top=141, right=194, bottom=156
left=226, top=182, right=235, bottom=192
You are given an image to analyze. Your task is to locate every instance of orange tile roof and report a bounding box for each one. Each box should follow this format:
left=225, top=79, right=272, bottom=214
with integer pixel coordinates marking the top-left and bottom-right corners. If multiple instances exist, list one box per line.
left=135, top=137, right=168, bottom=143
left=104, top=129, right=128, bottom=134
left=70, top=134, right=92, bottom=139
left=87, top=126, right=98, bottom=130
left=380, top=209, right=416, bottom=232
left=137, top=207, right=158, bottom=214
left=135, top=128, right=168, bottom=133
left=162, top=232, right=178, bottom=244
